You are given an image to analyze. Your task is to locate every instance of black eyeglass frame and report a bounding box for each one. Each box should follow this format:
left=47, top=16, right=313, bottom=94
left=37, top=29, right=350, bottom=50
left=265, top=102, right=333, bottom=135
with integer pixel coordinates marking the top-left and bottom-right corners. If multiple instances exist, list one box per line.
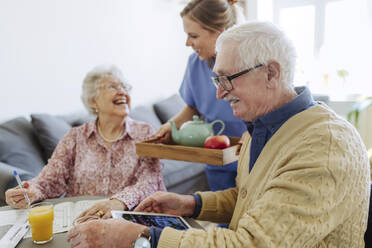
left=212, top=64, right=264, bottom=91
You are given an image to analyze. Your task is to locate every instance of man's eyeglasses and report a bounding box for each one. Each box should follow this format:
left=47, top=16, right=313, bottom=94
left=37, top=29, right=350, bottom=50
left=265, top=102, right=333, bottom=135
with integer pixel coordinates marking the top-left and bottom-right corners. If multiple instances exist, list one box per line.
left=211, top=64, right=264, bottom=91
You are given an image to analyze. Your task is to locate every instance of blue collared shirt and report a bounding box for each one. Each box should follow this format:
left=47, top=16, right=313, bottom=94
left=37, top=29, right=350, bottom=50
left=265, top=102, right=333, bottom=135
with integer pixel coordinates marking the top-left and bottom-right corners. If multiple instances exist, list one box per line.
left=150, top=86, right=316, bottom=247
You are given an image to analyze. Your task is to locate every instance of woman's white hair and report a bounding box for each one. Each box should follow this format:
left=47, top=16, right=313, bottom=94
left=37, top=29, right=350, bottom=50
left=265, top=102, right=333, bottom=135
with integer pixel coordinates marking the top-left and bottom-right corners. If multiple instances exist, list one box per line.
left=81, top=65, right=130, bottom=115
left=215, top=21, right=297, bottom=87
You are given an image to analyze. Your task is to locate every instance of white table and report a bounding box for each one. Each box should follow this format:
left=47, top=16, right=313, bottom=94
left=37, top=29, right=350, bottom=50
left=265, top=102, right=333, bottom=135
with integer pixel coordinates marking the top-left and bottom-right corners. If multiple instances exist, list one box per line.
left=0, top=196, right=202, bottom=248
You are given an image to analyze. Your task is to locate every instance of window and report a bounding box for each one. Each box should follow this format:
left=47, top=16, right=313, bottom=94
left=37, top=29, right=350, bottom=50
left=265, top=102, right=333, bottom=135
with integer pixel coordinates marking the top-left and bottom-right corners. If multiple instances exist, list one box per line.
left=256, top=0, right=372, bottom=99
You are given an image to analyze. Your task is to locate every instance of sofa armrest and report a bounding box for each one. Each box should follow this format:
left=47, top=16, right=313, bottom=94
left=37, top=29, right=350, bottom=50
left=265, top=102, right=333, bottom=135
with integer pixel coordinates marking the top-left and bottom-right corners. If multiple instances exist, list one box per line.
left=0, top=162, right=34, bottom=202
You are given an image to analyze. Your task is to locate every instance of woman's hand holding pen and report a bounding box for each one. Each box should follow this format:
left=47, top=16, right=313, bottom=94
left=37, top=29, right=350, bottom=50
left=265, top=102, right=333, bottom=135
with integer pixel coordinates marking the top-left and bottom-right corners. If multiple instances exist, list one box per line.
left=5, top=182, right=36, bottom=208
left=77, top=199, right=127, bottom=220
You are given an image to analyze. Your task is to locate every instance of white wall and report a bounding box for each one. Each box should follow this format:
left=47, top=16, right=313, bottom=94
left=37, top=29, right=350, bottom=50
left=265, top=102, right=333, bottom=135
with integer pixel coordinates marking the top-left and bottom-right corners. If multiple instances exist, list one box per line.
left=0, top=0, right=191, bottom=122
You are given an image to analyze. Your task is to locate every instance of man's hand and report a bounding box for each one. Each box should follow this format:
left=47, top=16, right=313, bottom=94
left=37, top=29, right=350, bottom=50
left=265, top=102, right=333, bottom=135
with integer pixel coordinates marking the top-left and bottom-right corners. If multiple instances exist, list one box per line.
left=134, top=191, right=195, bottom=217
left=67, top=218, right=147, bottom=248
left=5, top=182, right=36, bottom=208
left=77, top=199, right=127, bottom=220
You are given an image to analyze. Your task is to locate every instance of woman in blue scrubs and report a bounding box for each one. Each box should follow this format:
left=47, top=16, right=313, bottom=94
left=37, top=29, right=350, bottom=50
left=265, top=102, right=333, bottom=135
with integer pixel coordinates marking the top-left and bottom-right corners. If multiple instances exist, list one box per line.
left=155, top=0, right=246, bottom=192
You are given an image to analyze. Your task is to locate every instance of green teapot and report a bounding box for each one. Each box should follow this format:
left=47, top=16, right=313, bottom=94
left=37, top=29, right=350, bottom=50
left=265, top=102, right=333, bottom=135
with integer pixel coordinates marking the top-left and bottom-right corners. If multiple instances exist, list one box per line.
left=170, top=115, right=225, bottom=147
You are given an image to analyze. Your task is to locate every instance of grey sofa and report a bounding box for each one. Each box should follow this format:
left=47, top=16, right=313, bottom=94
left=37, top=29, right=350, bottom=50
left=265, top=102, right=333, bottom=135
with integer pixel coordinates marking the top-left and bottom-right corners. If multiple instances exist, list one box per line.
left=0, top=94, right=210, bottom=206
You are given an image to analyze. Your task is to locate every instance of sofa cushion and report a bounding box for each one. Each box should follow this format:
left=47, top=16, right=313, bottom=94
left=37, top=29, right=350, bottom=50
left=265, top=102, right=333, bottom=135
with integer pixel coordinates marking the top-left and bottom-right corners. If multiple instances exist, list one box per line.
left=153, top=94, right=185, bottom=123
left=31, top=113, right=72, bottom=160
left=130, top=105, right=162, bottom=130
left=58, top=112, right=95, bottom=127
left=0, top=117, right=45, bottom=175
left=161, top=160, right=206, bottom=188
left=0, top=161, right=35, bottom=200
left=161, top=160, right=209, bottom=194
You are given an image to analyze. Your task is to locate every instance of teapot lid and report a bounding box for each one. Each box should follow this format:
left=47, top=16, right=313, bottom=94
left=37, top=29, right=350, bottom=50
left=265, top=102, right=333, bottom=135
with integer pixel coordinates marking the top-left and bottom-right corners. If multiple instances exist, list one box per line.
left=190, top=115, right=205, bottom=124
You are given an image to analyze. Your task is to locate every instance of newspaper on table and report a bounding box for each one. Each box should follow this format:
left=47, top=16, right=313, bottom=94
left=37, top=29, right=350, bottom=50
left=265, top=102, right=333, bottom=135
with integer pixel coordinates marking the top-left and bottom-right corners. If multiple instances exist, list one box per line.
left=0, top=198, right=107, bottom=244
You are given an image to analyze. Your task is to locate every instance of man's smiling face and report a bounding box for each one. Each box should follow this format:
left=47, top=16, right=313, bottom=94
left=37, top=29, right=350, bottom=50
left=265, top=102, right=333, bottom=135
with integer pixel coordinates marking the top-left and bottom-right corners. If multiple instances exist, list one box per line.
left=214, top=42, right=271, bottom=122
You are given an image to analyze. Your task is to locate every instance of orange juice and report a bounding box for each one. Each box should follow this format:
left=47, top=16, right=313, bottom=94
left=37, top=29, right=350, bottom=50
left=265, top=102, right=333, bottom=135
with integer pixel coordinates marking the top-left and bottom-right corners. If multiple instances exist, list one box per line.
left=28, top=203, right=54, bottom=244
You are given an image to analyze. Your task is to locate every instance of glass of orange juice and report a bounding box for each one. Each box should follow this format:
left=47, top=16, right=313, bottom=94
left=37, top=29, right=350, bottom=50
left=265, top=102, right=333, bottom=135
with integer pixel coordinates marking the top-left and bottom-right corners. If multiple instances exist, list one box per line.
left=28, top=202, right=54, bottom=244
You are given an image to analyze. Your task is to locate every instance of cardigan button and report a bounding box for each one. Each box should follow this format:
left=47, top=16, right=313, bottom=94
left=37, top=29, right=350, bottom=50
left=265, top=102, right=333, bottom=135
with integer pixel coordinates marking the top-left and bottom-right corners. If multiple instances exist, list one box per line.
left=241, top=189, right=247, bottom=198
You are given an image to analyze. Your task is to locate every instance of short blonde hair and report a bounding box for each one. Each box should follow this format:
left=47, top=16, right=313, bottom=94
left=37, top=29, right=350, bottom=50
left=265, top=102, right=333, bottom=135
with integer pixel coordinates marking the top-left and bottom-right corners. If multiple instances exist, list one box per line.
left=81, top=65, right=131, bottom=115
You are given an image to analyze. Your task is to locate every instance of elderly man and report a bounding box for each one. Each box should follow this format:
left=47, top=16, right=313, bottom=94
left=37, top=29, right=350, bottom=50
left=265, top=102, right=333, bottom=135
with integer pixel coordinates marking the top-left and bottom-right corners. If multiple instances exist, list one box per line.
left=67, top=21, right=370, bottom=248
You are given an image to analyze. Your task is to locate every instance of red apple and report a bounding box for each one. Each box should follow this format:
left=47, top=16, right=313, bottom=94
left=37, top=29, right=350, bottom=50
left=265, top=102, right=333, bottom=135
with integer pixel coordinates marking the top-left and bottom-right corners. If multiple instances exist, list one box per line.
left=204, top=135, right=230, bottom=149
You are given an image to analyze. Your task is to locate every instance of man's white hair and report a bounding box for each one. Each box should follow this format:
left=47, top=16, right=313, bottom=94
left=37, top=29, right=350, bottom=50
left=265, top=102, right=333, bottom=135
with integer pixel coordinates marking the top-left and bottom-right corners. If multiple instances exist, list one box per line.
left=216, top=21, right=297, bottom=87
left=81, top=65, right=130, bottom=115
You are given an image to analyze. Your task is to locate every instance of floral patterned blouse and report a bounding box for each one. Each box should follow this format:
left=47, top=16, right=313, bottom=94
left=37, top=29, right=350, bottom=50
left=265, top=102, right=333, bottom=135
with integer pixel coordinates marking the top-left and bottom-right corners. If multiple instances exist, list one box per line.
left=28, top=117, right=166, bottom=209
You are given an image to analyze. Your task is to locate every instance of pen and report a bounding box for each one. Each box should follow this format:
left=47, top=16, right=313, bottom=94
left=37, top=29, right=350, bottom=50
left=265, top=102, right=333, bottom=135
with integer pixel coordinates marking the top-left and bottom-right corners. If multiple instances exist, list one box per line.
left=13, top=170, right=31, bottom=206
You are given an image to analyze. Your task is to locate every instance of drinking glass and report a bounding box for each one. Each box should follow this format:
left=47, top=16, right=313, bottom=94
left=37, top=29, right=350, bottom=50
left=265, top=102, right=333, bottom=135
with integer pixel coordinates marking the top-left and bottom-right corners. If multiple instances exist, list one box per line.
left=28, top=202, right=54, bottom=244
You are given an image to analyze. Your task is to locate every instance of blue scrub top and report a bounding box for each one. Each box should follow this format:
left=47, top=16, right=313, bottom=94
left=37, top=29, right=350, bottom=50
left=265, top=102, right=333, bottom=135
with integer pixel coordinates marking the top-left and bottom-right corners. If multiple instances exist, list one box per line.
left=179, top=53, right=247, bottom=190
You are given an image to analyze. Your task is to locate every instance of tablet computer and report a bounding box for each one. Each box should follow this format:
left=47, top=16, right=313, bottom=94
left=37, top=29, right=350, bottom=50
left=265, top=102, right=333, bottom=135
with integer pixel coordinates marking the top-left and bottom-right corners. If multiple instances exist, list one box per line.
left=111, top=211, right=191, bottom=230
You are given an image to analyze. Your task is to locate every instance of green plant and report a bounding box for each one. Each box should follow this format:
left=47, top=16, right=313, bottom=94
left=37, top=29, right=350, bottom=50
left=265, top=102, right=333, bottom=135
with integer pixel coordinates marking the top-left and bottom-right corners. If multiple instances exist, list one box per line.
left=336, top=69, right=349, bottom=83
left=347, top=97, right=372, bottom=128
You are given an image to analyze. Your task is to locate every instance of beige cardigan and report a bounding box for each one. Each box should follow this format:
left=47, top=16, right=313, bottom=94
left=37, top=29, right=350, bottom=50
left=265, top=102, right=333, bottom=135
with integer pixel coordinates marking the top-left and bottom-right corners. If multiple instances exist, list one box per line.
left=158, top=104, right=370, bottom=248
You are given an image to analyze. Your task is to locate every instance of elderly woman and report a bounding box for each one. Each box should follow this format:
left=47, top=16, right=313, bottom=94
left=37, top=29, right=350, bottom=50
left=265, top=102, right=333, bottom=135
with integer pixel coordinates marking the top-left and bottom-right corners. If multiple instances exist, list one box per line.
left=5, top=65, right=166, bottom=217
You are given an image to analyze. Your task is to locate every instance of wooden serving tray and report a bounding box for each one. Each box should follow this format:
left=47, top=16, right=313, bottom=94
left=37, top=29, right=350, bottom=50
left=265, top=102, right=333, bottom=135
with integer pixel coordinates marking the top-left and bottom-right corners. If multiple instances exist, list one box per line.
left=136, top=137, right=240, bottom=166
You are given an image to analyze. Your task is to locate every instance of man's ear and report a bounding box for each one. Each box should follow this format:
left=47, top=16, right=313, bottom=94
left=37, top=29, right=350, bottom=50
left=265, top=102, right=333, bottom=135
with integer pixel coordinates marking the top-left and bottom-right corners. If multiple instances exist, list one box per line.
left=266, top=61, right=281, bottom=88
